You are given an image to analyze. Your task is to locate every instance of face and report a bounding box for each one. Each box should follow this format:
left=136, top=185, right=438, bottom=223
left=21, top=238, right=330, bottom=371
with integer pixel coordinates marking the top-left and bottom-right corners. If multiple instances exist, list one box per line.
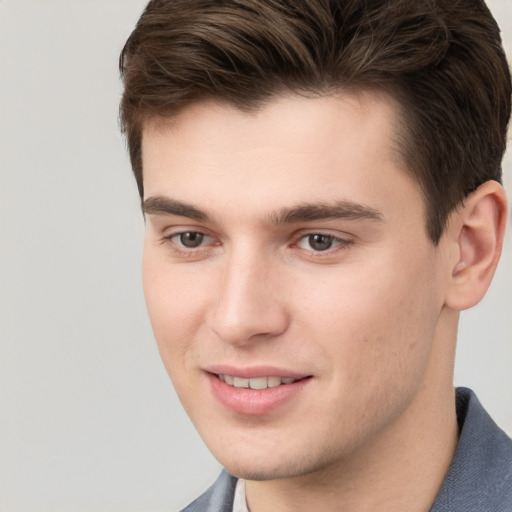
left=141, top=93, right=453, bottom=481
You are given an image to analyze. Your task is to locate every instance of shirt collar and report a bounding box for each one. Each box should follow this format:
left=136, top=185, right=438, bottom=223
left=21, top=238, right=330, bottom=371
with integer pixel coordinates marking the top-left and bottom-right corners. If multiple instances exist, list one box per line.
left=232, top=478, right=249, bottom=512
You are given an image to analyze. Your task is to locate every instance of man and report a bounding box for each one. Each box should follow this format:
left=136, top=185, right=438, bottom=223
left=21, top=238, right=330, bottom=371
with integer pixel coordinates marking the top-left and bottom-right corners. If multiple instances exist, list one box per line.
left=119, top=0, right=512, bottom=510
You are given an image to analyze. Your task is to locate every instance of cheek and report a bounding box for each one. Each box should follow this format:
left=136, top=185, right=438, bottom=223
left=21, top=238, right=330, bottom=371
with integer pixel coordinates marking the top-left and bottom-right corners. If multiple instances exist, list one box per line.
left=289, top=259, right=441, bottom=446
left=300, top=252, right=441, bottom=388
left=142, top=252, right=211, bottom=373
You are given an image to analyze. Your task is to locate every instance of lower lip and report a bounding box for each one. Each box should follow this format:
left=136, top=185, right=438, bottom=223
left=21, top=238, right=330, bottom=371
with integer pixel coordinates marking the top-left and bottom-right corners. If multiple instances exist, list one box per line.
left=208, top=373, right=310, bottom=416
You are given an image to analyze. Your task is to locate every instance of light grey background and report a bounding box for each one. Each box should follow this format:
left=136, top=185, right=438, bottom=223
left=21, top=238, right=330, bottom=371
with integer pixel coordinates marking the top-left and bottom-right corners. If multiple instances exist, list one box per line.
left=0, top=1, right=510, bottom=510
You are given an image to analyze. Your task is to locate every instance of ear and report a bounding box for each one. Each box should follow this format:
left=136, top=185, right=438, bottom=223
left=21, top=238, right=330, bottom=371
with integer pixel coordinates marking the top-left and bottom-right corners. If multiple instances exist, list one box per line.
left=444, top=180, right=509, bottom=311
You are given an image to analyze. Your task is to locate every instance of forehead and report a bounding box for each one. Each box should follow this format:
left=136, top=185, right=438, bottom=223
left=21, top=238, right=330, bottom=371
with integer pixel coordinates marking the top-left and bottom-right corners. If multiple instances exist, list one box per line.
left=140, top=92, right=421, bottom=224
left=142, top=91, right=402, bottom=162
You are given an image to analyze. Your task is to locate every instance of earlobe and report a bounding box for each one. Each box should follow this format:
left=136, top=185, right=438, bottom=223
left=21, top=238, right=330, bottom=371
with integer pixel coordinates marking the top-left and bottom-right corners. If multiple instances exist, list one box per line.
left=445, top=180, right=508, bottom=311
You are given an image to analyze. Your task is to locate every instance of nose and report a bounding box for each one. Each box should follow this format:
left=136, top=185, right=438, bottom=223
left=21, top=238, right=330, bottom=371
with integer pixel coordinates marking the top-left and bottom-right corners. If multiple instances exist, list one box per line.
left=209, top=249, right=289, bottom=346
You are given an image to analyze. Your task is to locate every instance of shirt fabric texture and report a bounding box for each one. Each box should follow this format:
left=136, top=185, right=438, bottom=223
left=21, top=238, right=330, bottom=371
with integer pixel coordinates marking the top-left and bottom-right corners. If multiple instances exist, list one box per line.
left=180, top=388, right=512, bottom=512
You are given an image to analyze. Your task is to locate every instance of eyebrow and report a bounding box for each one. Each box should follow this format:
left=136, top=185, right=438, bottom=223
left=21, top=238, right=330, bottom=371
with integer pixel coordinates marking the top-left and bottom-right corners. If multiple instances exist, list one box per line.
left=143, top=196, right=209, bottom=221
left=142, top=195, right=383, bottom=224
left=270, top=201, right=383, bottom=224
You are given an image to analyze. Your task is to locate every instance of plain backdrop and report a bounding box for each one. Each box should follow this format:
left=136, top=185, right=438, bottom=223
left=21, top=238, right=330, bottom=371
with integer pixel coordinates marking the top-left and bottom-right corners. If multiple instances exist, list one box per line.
left=0, top=1, right=510, bottom=510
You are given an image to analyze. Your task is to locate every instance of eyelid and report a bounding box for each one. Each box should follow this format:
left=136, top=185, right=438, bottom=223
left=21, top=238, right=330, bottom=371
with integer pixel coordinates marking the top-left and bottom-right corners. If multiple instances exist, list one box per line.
left=160, top=224, right=213, bottom=240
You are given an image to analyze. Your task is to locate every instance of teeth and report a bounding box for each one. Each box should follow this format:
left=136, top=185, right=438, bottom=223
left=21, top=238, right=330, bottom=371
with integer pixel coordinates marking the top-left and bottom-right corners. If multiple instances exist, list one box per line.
left=267, top=376, right=282, bottom=388
left=218, top=374, right=298, bottom=389
left=249, top=377, right=268, bottom=390
left=233, top=377, right=249, bottom=388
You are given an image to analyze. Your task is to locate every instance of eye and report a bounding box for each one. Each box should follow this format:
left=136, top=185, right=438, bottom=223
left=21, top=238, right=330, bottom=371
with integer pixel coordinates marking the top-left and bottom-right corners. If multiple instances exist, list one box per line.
left=297, top=233, right=341, bottom=252
left=174, top=231, right=209, bottom=248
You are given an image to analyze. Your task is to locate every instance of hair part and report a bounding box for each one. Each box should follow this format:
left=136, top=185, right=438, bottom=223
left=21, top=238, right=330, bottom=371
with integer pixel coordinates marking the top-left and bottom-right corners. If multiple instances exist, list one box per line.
left=119, top=0, right=511, bottom=243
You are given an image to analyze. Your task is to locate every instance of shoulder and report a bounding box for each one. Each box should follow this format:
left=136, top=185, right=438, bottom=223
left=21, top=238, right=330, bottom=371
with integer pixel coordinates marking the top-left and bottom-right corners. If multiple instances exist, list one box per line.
left=180, top=470, right=238, bottom=512
left=432, top=387, right=512, bottom=511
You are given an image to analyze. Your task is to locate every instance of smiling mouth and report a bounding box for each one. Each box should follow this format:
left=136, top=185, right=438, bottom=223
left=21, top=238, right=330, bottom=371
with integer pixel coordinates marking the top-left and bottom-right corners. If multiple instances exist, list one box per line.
left=217, top=374, right=307, bottom=389
left=209, top=372, right=312, bottom=414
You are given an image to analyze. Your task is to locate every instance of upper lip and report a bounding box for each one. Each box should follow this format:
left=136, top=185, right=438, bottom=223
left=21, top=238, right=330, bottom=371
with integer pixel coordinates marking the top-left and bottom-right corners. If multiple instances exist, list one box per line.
left=205, top=364, right=311, bottom=379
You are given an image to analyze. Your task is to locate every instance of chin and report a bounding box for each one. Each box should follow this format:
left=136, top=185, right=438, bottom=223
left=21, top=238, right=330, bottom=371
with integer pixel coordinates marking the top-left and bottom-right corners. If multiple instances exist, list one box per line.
left=222, top=460, right=304, bottom=482
left=214, top=442, right=342, bottom=482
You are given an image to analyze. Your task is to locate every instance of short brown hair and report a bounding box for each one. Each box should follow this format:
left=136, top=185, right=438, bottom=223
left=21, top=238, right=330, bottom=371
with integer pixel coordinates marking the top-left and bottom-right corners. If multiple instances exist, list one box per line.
left=119, top=0, right=510, bottom=243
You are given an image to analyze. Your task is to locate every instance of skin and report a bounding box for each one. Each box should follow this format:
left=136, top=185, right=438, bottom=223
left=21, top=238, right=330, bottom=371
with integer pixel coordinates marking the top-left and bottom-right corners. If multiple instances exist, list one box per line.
left=140, top=92, right=506, bottom=511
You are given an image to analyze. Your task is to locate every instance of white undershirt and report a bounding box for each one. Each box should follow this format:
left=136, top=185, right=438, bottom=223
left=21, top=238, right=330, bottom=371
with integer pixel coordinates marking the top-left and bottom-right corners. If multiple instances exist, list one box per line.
left=232, top=479, right=249, bottom=512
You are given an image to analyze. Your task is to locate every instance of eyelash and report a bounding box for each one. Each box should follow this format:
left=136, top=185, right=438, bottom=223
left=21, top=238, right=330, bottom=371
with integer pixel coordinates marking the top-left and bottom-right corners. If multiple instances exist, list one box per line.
left=162, top=230, right=353, bottom=257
